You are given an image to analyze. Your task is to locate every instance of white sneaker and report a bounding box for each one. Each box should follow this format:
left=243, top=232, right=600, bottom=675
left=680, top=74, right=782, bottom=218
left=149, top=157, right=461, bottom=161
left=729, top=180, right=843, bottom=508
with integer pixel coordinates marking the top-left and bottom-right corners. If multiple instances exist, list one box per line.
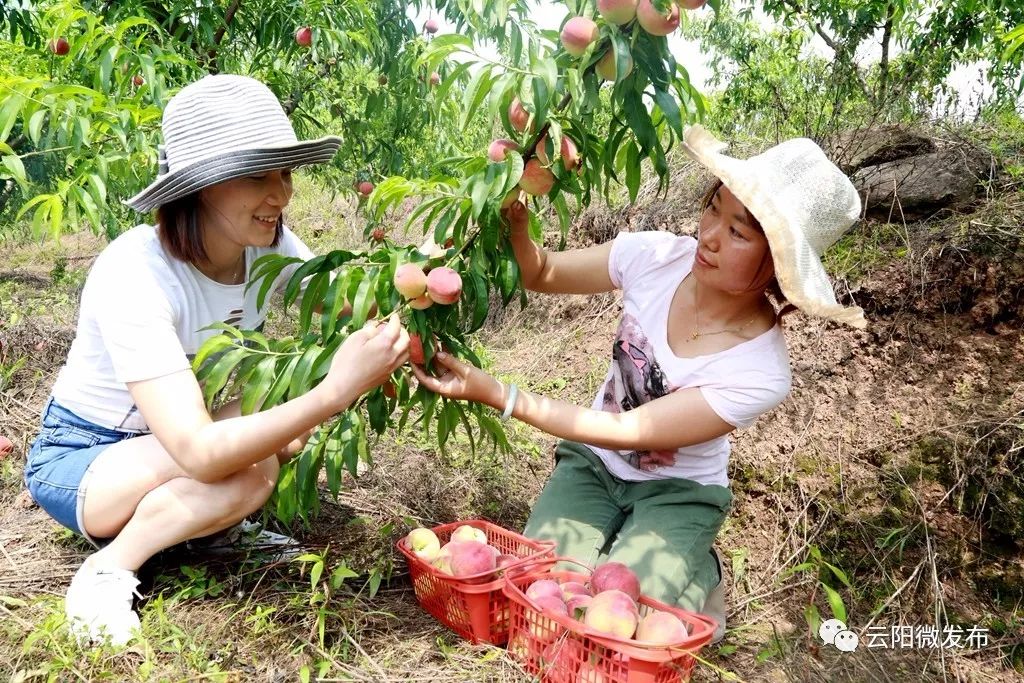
left=65, top=561, right=141, bottom=647
left=186, top=520, right=302, bottom=560
left=703, top=548, right=727, bottom=644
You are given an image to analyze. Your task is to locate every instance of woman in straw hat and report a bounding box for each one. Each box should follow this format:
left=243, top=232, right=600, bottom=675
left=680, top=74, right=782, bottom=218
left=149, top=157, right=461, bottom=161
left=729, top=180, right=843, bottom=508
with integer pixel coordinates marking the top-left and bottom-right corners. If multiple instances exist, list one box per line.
left=414, top=125, right=865, bottom=643
left=23, top=74, right=409, bottom=646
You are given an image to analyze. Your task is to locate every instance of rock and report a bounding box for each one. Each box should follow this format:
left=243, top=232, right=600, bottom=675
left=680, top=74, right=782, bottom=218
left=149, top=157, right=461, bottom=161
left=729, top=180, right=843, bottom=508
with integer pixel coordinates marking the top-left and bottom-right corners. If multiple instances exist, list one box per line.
left=851, top=146, right=990, bottom=219
left=830, top=125, right=936, bottom=174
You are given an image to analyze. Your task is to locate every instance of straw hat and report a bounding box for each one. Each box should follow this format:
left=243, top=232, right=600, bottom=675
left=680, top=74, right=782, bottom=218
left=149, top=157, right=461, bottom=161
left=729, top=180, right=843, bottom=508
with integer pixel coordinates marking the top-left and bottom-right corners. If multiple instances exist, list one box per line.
left=682, top=125, right=866, bottom=329
left=126, top=74, right=341, bottom=212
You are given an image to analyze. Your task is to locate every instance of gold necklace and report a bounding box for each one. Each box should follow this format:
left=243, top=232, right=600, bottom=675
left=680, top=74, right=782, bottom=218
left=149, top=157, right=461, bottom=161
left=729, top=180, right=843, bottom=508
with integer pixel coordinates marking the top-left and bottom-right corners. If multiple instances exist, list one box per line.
left=687, top=279, right=759, bottom=342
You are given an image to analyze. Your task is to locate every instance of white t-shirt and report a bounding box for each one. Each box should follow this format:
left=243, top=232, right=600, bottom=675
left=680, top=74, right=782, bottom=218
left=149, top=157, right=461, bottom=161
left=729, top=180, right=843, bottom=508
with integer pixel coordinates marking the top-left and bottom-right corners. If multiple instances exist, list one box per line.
left=587, top=231, right=792, bottom=487
left=51, top=224, right=314, bottom=432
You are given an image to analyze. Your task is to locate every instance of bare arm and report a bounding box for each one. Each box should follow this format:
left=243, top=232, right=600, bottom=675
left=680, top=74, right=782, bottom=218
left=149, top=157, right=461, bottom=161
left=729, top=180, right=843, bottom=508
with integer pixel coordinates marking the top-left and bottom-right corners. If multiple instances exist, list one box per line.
left=505, top=201, right=616, bottom=295
left=412, top=352, right=735, bottom=451
left=130, top=316, right=409, bottom=483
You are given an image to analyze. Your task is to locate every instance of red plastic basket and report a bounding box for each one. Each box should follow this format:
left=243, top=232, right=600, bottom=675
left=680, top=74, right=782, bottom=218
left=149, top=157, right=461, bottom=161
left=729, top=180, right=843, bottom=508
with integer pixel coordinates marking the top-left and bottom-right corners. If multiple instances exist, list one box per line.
left=396, top=519, right=556, bottom=645
left=502, top=568, right=717, bottom=683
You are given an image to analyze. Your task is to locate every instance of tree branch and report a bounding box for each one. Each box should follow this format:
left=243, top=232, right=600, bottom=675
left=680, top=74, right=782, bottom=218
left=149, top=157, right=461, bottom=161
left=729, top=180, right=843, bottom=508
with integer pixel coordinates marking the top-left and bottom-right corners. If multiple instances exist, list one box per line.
left=206, top=0, right=243, bottom=74
left=878, top=2, right=895, bottom=107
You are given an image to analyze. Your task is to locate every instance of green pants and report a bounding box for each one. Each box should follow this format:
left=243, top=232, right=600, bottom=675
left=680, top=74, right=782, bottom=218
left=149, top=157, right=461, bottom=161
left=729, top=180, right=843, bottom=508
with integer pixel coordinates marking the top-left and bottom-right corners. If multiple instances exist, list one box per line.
left=523, top=441, right=732, bottom=613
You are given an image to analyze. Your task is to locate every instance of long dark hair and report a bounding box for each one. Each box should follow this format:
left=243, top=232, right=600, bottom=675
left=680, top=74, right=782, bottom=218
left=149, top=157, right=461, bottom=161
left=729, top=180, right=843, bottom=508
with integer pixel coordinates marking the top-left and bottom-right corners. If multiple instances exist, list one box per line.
left=700, top=179, right=797, bottom=322
left=155, top=191, right=283, bottom=264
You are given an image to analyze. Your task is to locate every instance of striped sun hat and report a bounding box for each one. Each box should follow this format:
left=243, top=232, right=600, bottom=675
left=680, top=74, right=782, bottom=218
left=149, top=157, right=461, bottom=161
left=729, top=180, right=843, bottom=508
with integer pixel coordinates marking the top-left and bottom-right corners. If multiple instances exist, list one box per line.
left=125, top=74, right=341, bottom=212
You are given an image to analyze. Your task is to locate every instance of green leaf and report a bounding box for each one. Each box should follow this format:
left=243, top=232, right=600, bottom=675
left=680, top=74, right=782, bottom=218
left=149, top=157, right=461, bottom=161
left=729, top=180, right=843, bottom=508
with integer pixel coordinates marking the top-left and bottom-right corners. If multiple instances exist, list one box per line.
left=350, top=269, right=376, bottom=329
left=289, top=345, right=325, bottom=398
left=283, top=254, right=330, bottom=309
left=298, top=271, right=330, bottom=336
left=201, top=348, right=248, bottom=407
left=821, top=582, right=847, bottom=623
left=625, top=140, right=641, bottom=203
left=653, top=87, right=683, bottom=139
left=460, top=65, right=492, bottom=132
left=262, top=354, right=300, bottom=411
left=1, top=155, right=26, bottom=188
left=241, top=356, right=276, bottom=415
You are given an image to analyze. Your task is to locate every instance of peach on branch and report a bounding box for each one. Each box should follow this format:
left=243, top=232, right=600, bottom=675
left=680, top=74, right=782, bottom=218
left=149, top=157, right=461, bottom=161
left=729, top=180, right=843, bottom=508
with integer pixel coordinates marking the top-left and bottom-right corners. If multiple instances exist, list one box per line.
left=425, top=267, right=462, bottom=305
left=294, top=26, right=312, bottom=47
left=409, top=293, right=434, bottom=310
left=636, top=0, right=680, bottom=35
left=596, top=49, right=633, bottom=81
left=599, top=0, right=639, bottom=24
left=48, top=37, right=69, bottom=56
left=132, top=74, right=145, bottom=86
left=383, top=380, right=398, bottom=399
left=409, top=333, right=426, bottom=365
left=560, top=16, right=599, bottom=57
left=393, top=263, right=428, bottom=300
left=358, top=181, right=374, bottom=196
left=378, top=74, right=388, bottom=86
left=590, top=561, right=641, bottom=601
left=429, top=72, right=441, bottom=86
left=535, top=134, right=581, bottom=171
left=508, top=98, right=532, bottom=133
left=519, top=159, right=555, bottom=196
left=424, top=18, right=440, bottom=33
left=370, top=227, right=385, bottom=242
left=450, top=524, right=488, bottom=544
left=488, top=138, right=521, bottom=163
left=635, top=610, right=688, bottom=644
left=583, top=589, right=639, bottom=638
left=406, top=527, right=441, bottom=562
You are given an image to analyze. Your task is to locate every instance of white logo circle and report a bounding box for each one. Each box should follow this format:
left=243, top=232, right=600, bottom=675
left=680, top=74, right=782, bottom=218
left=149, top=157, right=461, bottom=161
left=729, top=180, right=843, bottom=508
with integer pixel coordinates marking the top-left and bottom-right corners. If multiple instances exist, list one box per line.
left=818, top=618, right=847, bottom=645
left=834, top=629, right=860, bottom=652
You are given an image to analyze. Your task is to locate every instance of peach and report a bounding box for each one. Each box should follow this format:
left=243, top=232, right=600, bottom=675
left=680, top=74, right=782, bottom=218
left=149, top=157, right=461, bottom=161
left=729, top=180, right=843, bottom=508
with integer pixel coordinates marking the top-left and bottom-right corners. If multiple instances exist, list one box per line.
left=425, top=267, right=462, bottom=305
left=358, top=181, right=374, bottom=196
left=635, top=610, right=688, bottom=644
left=528, top=594, right=568, bottom=640
left=0, top=436, right=13, bottom=459
left=429, top=71, right=441, bottom=86
left=393, top=263, right=427, bottom=300
left=378, top=74, right=388, bottom=86
left=508, top=98, right=531, bottom=132
left=409, top=294, right=434, bottom=310
left=584, top=589, right=639, bottom=638
left=294, top=26, right=312, bottom=47
left=566, top=593, right=593, bottom=618
left=409, top=333, right=426, bottom=365
left=371, top=227, right=385, bottom=242
left=560, top=16, right=599, bottom=57
left=424, top=18, right=439, bottom=33
left=519, top=158, right=555, bottom=196
left=536, top=134, right=581, bottom=171
left=560, top=581, right=592, bottom=601
left=525, top=578, right=563, bottom=604
left=590, top=561, right=641, bottom=601
left=599, top=0, right=639, bottom=24
left=495, top=554, right=520, bottom=570
left=406, top=527, right=441, bottom=562
left=450, top=524, right=487, bottom=544
left=442, top=540, right=497, bottom=577
left=488, top=138, right=520, bottom=163
left=132, top=74, right=145, bottom=86
left=48, top=37, right=70, bottom=56
left=596, top=48, right=633, bottom=81
left=636, top=0, right=680, bottom=35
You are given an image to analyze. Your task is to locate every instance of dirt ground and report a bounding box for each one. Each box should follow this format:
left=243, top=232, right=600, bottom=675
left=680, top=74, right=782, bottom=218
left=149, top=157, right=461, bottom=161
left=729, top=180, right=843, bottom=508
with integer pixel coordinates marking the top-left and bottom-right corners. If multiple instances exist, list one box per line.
left=1, top=156, right=1022, bottom=682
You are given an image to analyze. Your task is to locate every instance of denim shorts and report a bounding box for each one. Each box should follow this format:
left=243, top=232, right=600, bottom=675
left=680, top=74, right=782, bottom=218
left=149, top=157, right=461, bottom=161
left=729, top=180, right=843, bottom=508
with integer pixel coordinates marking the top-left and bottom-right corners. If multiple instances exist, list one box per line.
left=24, top=397, right=144, bottom=546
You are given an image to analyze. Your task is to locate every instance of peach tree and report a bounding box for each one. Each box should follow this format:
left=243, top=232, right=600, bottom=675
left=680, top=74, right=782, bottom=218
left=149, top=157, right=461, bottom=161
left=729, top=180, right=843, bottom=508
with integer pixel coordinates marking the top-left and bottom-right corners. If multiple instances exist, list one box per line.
left=1, top=0, right=715, bottom=524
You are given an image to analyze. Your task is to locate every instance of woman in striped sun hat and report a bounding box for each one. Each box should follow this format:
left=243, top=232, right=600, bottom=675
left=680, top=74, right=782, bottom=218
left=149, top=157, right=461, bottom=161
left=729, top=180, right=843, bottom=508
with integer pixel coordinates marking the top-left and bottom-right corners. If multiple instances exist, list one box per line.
left=23, top=74, right=410, bottom=646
